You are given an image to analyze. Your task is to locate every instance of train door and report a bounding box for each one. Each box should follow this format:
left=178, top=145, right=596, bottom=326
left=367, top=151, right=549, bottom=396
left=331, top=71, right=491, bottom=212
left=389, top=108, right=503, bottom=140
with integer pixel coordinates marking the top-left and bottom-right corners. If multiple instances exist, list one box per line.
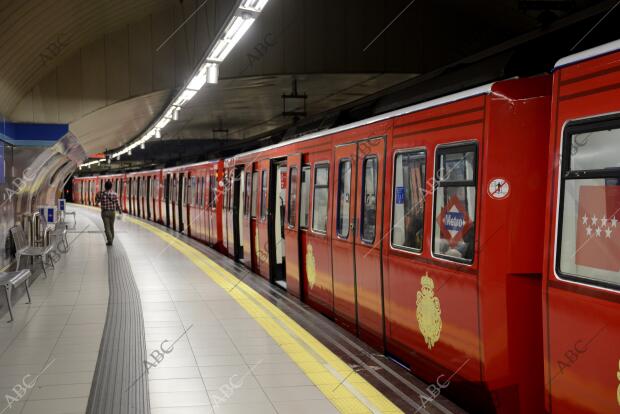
left=119, top=178, right=125, bottom=212
left=224, top=169, right=231, bottom=254
left=284, top=154, right=302, bottom=297
left=138, top=177, right=143, bottom=218
left=232, top=165, right=245, bottom=261
left=146, top=177, right=151, bottom=220
left=333, top=137, right=386, bottom=348
left=269, top=160, right=288, bottom=288
left=249, top=167, right=259, bottom=271
left=153, top=176, right=160, bottom=223
left=171, top=174, right=178, bottom=230
left=164, top=174, right=171, bottom=227
left=178, top=173, right=185, bottom=233
left=226, top=168, right=235, bottom=257
left=208, top=172, right=217, bottom=245
left=256, top=160, right=271, bottom=279
left=127, top=178, right=133, bottom=214
left=141, top=177, right=146, bottom=219
left=198, top=174, right=206, bottom=242
left=332, top=143, right=357, bottom=332
left=241, top=167, right=254, bottom=268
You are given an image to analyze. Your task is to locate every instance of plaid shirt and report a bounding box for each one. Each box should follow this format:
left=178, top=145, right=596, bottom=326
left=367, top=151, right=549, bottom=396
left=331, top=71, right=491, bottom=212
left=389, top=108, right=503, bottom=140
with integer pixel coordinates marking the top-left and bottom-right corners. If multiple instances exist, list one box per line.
left=96, top=190, right=122, bottom=212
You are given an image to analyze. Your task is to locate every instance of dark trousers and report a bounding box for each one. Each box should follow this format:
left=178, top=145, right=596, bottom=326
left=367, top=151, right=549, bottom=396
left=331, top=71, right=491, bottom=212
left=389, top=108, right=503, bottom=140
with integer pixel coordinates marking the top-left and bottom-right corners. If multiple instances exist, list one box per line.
left=101, top=210, right=116, bottom=243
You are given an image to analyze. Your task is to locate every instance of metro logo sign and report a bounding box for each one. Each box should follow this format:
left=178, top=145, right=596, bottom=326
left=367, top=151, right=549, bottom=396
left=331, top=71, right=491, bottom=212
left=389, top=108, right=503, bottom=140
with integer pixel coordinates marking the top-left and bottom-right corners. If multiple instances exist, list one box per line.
left=438, top=195, right=472, bottom=247
left=575, top=185, right=620, bottom=272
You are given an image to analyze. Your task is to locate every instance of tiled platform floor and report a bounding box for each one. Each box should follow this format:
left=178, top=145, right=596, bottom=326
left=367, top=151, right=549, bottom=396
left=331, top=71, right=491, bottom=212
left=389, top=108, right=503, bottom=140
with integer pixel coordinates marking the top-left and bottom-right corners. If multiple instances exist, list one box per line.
left=0, top=213, right=108, bottom=414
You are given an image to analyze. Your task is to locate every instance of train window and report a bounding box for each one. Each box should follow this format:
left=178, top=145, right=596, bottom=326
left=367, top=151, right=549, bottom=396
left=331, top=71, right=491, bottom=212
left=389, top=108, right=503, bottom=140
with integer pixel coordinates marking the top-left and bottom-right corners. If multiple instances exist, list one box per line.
left=245, top=172, right=252, bottom=216
left=209, top=175, right=217, bottom=208
left=557, top=117, right=620, bottom=289
left=260, top=170, right=268, bottom=220
left=336, top=160, right=352, bottom=238
left=299, top=166, right=311, bottom=229
left=288, top=167, right=298, bottom=227
left=251, top=171, right=258, bottom=218
left=312, top=164, right=329, bottom=234
left=432, top=144, right=477, bottom=263
left=190, top=177, right=196, bottom=206
left=223, top=173, right=229, bottom=210
left=392, top=150, right=426, bottom=252
left=361, top=157, right=378, bottom=242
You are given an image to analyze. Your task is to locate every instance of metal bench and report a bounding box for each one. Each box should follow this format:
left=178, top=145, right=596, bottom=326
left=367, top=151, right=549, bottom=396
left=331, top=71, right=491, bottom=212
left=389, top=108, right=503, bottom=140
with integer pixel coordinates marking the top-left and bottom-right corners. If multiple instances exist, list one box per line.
left=63, top=210, right=76, bottom=227
left=42, top=214, right=69, bottom=252
left=1, top=270, right=32, bottom=322
left=10, top=226, right=54, bottom=278
left=49, top=221, right=69, bottom=251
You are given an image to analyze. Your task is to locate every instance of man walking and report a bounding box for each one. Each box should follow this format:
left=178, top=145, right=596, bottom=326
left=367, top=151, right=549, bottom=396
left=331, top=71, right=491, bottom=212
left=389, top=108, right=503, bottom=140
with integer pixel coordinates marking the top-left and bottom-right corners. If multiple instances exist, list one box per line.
left=95, top=181, right=122, bottom=246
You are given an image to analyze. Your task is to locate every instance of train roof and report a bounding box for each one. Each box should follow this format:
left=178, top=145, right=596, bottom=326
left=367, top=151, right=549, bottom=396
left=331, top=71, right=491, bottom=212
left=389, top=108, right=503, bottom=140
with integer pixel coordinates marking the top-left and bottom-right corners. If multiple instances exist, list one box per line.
left=232, top=82, right=494, bottom=160
left=554, top=38, right=620, bottom=69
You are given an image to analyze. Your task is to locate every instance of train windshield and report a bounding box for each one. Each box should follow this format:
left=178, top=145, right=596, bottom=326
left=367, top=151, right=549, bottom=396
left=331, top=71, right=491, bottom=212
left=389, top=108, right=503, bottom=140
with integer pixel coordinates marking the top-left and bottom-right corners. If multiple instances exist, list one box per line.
left=558, top=117, right=620, bottom=289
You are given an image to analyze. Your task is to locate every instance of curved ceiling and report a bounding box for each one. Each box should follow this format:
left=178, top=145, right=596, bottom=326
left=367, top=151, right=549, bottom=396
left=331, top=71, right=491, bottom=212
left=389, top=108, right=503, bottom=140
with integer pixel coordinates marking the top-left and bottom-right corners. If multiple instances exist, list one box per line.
left=3, top=0, right=617, bottom=169
left=70, top=89, right=172, bottom=155
left=0, top=0, right=177, bottom=116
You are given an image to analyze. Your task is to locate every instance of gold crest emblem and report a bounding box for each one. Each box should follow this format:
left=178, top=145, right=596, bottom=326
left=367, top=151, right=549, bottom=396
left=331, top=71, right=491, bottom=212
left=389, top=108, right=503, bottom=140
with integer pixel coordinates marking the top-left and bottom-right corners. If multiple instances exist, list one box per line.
left=416, top=272, right=442, bottom=349
left=254, top=231, right=260, bottom=263
left=306, top=244, right=317, bottom=289
left=616, top=360, right=620, bottom=406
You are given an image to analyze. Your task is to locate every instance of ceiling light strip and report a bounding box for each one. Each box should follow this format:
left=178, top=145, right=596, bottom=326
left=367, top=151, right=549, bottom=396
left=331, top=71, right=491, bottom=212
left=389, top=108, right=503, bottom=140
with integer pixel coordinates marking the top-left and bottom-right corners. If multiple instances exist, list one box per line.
left=79, top=0, right=268, bottom=167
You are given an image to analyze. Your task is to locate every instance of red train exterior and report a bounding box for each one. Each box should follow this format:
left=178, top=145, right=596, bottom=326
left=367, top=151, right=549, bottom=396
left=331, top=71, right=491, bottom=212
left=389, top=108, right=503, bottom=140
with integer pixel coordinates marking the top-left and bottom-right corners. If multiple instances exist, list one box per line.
left=71, top=39, right=620, bottom=414
left=126, top=170, right=162, bottom=222
left=542, top=41, right=620, bottom=414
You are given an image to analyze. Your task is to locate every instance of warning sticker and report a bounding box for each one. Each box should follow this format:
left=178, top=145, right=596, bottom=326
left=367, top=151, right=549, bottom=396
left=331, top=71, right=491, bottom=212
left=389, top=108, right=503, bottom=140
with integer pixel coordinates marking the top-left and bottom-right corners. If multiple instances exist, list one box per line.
left=487, top=178, right=510, bottom=200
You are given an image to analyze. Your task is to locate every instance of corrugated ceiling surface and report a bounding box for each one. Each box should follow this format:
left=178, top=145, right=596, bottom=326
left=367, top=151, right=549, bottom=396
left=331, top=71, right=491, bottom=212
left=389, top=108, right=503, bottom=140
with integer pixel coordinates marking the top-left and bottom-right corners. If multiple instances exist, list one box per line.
left=0, top=0, right=182, bottom=117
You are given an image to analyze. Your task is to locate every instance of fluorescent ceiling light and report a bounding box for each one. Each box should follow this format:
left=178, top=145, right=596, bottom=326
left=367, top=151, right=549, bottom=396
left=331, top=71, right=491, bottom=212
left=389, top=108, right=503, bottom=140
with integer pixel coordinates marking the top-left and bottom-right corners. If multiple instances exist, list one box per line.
left=156, top=117, right=171, bottom=129
left=208, top=14, right=255, bottom=62
left=179, top=88, right=198, bottom=103
left=240, top=0, right=269, bottom=12
left=187, top=71, right=207, bottom=90
left=89, top=0, right=269, bottom=169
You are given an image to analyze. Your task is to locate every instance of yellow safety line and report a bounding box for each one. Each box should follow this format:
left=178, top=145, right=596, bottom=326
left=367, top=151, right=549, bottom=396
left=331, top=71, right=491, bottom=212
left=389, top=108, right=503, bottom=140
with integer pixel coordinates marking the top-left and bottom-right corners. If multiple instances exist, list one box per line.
left=122, top=215, right=403, bottom=414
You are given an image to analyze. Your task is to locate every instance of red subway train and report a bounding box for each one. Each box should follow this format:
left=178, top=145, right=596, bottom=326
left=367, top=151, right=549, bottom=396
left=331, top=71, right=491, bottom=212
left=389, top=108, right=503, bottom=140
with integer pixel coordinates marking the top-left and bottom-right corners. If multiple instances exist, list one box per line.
left=72, top=40, right=620, bottom=414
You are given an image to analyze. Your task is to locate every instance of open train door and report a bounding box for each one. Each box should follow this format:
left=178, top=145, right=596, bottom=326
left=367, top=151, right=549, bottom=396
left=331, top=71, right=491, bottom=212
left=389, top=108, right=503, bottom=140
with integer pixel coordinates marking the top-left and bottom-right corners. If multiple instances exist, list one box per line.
left=284, top=154, right=302, bottom=297
left=255, top=159, right=271, bottom=279
left=269, top=159, right=288, bottom=289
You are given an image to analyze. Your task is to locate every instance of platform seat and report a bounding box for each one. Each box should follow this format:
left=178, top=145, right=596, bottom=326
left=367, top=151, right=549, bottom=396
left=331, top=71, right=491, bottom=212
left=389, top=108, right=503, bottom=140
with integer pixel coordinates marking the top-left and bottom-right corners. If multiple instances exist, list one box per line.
left=10, top=226, right=54, bottom=278
left=0, top=269, right=32, bottom=322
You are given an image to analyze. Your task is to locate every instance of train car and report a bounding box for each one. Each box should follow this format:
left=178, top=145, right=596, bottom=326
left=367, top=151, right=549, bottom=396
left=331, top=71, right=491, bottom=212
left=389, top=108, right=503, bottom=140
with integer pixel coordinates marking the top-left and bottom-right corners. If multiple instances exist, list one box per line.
left=543, top=40, right=620, bottom=413
left=223, top=76, right=551, bottom=413
left=160, top=160, right=224, bottom=249
left=126, top=170, right=162, bottom=222
left=77, top=176, right=99, bottom=206
left=161, top=165, right=186, bottom=233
